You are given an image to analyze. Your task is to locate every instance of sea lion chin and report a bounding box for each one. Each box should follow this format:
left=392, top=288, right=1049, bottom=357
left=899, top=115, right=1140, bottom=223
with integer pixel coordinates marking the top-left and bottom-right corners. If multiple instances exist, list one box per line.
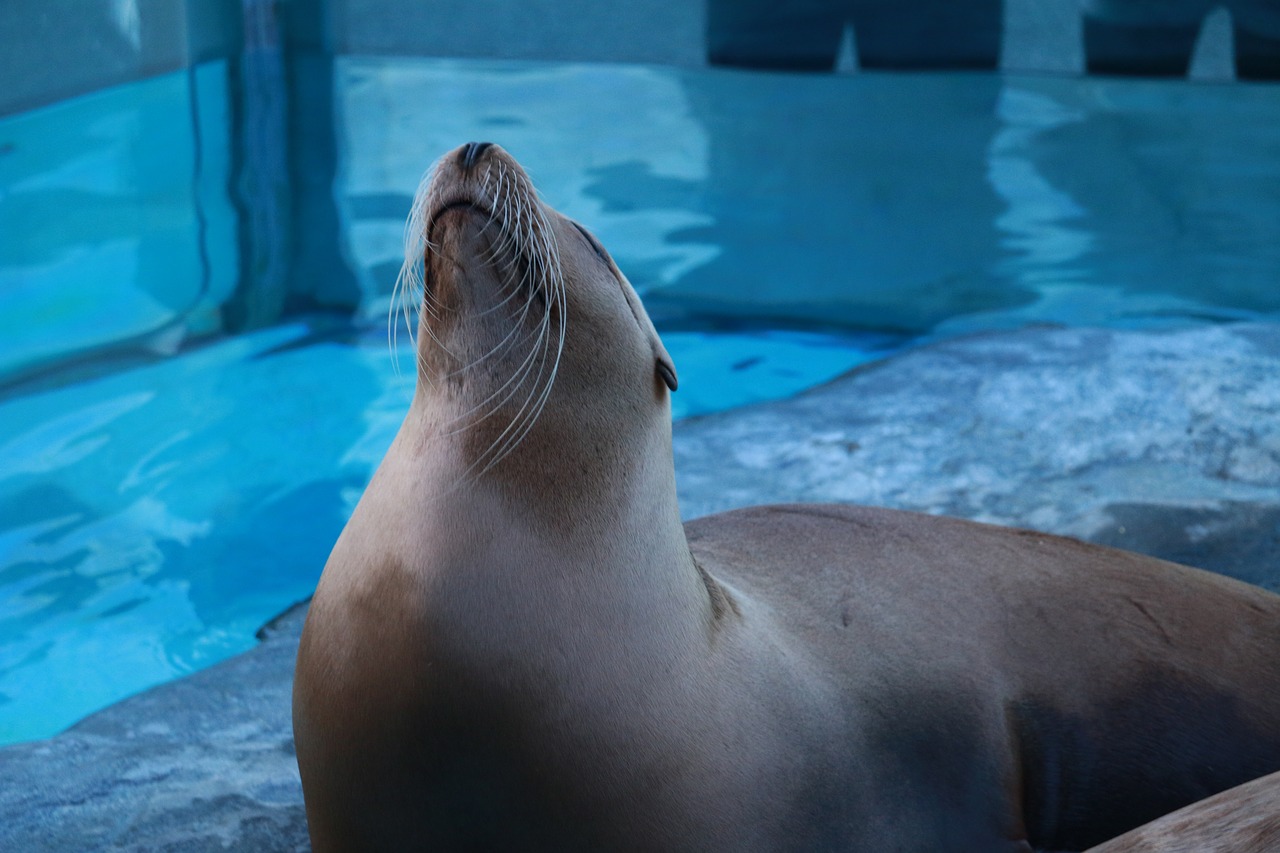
left=294, top=142, right=1280, bottom=852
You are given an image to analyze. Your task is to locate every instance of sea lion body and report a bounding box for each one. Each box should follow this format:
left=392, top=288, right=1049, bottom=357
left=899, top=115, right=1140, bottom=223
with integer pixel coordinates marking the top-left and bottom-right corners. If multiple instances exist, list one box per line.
left=293, top=144, right=1280, bottom=852
left=691, top=505, right=1280, bottom=851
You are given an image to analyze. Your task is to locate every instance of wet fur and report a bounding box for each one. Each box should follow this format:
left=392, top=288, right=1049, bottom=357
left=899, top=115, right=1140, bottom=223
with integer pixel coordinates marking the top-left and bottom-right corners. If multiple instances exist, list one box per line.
left=295, top=145, right=1280, bottom=852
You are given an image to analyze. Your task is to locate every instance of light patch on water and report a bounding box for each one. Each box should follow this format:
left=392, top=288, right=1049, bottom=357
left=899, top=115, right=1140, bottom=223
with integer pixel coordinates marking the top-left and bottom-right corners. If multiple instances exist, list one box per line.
left=335, top=57, right=720, bottom=302
left=0, top=392, right=152, bottom=479
left=0, top=321, right=394, bottom=742
left=109, top=0, right=142, bottom=51
left=987, top=84, right=1093, bottom=282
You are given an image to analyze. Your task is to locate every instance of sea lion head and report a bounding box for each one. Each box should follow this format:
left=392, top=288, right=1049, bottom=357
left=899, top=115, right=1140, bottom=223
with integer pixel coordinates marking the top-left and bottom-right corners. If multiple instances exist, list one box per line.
left=396, top=143, right=678, bottom=498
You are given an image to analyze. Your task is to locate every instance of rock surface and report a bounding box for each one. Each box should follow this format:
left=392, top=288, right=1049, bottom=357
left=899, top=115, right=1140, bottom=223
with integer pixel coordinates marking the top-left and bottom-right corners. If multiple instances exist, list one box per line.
left=676, top=322, right=1280, bottom=590
left=2, top=322, right=1277, bottom=851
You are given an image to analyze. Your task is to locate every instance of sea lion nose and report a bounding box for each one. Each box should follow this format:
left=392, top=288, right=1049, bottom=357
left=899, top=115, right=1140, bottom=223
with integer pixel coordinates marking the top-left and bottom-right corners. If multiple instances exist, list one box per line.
left=459, top=142, right=494, bottom=170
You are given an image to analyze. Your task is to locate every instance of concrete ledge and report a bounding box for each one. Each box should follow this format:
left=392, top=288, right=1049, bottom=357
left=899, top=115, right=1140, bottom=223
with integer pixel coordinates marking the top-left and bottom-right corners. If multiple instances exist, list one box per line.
left=3, top=322, right=1277, bottom=850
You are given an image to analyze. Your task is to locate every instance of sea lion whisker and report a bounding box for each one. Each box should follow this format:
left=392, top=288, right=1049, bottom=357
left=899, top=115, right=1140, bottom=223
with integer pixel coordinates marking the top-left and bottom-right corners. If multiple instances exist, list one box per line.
left=474, top=273, right=531, bottom=317
left=441, top=298, right=551, bottom=437
left=420, top=236, right=448, bottom=311
left=482, top=166, right=514, bottom=250
left=386, top=146, right=567, bottom=477
left=416, top=249, right=469, bottom=369
left=395, top=158, right=485, bottom=381
left=478, top=291, right=564, bottom=477
left=466, top=312, right=558, bottom=478
left=390, top=248, right=431, bottom=382
left=427, top=164, right=557, bottom=396
left=450, top=345, right=552, bottom=478
left=439, top=280, right=540, bottom=384
left=504, top=170, right=529, bottom=255
left=387, top=265, right=411, bottom=381
left=455, top=253, right=558, bottom=449
left=389, top=163, right=436, bottom=379
left=471, top=225, right=565, bottom=476
left=481, top=222, right=522, bottom=275
left=464, top=252, right=548, bottom=373
left=484, top=293, right=562, bottom=473
left=472, top=184, right=549, bottom=321
left=488, top=206, right=523, bottom=272
left=476, top=218, right=535, bottom=310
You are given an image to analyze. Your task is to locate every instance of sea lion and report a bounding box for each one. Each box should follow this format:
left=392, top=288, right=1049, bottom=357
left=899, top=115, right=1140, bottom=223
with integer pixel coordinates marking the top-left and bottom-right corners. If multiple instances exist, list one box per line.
left=292, top=142, right=1280, bottom=852
left=1085, top=768, right=1280, bottom=852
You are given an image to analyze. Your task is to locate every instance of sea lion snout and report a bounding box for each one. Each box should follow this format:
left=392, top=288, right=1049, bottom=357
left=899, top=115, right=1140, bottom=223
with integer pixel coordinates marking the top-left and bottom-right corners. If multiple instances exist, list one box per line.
left=419, top=142, right=535, bottom=256
left=459, top=141, right=494, bottom=170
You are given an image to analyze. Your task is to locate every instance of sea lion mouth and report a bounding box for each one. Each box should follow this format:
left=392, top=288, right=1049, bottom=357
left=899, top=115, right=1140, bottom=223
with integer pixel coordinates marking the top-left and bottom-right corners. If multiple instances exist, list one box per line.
left=423, top=193, right=542, bottom=308
left=424, top=198, right=494, bottom=246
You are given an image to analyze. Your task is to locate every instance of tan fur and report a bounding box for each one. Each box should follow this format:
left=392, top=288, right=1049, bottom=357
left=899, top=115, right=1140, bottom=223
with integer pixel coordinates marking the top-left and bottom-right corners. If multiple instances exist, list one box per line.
left=294, top=144, right=1280, bottom=852
left=1085, top=769, right=1280, bottom=852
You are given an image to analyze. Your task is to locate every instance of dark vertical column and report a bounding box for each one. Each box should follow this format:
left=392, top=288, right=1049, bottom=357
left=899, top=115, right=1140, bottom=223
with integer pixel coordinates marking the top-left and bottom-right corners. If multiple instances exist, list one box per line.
left=705, top=0, right=1003, bottom=72
left=221, top=0, right=358, bottom=333
left=279, top=0, right=360, bottom=312
left=706, top=0, right=848, bottom=71
left=1233, top=2, right=1280, bottom=80
left=1081, top=0, right=1213, bottom=76
left=222, top=0, right=292, bottom=331
left=1082, top=19, right=1203, bottom=75
left=852, top=0, right=1002, bottom=70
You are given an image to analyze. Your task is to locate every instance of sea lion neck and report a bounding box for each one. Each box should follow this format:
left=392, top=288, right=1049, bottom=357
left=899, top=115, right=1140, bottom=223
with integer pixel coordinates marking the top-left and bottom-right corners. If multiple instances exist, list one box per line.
left=405, top=388, right=696, bottom=577
left=375, top=394, right=719, bottom=691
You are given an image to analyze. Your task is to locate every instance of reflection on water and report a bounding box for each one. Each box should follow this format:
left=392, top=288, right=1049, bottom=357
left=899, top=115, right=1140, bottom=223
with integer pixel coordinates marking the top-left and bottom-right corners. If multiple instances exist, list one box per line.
left=660, top=70, right=1016, bottom=332
left=336, top=59, right=721, bottom=318
left=0, top=320, right=402, bottom=742
left=967, top=74, right=1280, bottom=334
left=338, top=58, right=1280, bottom=335
left=1, top=58, right=1278, bottom=743
left=0, top=64, right=238, bottom=381
left=0, top=316, right=890, bottom=743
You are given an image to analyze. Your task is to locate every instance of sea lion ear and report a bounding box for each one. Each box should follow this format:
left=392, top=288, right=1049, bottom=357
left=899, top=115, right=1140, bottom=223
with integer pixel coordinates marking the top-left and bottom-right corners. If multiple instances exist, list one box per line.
left=648, top=323, right=678, bottom=392
left=614, top=268, right=678, bottom=394
left=656, top=355, right=678, bottom=392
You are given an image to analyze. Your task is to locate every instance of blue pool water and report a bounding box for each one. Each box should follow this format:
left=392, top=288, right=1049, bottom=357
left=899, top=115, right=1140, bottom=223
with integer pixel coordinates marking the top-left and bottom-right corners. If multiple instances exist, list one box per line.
left=1, top=58, right=1278, bottom=743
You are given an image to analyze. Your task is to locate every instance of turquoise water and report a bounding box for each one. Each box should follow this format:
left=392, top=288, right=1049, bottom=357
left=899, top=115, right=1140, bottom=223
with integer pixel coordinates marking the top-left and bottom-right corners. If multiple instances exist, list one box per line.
left=1, top=58, right=1278, bottom=743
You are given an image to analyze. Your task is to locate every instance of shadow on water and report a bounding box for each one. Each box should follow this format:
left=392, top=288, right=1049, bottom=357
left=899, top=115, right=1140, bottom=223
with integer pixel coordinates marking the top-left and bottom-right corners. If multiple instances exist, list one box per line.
left=646, top=71, right=1023, bottom=334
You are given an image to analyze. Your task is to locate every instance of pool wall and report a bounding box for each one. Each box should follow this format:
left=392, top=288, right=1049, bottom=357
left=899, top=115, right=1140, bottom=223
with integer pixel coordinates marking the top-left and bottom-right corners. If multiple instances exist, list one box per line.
left=0, top=0, right=237, bottom=116
left=2, top=0, right=358, bottom=384
left=2, top=0, right=1245, bottom=118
